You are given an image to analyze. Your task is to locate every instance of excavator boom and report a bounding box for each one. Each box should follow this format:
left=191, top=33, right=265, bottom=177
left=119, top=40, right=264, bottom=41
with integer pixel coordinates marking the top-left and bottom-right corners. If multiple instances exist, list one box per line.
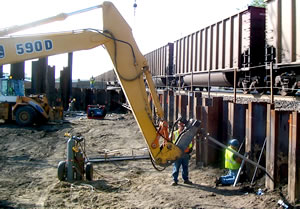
left=0, top=1, right=200, bottom=166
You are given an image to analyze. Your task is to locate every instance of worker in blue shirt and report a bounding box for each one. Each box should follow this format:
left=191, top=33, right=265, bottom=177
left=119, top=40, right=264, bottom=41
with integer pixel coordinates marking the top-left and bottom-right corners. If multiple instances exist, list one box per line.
left=171, top=121, right=194, bottom=186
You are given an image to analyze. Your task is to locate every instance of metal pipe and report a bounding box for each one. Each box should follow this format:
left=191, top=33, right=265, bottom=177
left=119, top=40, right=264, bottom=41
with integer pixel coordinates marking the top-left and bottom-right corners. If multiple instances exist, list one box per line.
left=88, top=155, right=150, bottom=163
left=0, top=5, right=102, bottom=36
left=251, top=137, right=267, bottom=185
left=67, top=137, right=75, bottom=181
left=233, top=152, right=248, bottom=187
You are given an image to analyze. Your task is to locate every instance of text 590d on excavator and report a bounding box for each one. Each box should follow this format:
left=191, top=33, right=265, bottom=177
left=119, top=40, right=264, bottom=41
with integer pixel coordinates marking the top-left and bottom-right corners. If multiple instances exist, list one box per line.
left=0, top=2, right=200, bottom=178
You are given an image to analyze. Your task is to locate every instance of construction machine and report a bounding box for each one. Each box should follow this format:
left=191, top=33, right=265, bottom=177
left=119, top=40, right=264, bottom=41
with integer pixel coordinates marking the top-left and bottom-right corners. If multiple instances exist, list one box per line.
left=0, top=76, right=63, bottom=126
left=0, top=2, right=200, bottom=174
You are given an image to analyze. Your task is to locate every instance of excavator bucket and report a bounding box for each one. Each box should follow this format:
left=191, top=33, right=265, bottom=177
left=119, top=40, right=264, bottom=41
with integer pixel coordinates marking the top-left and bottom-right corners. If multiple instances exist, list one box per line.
left=174, top=119, right=201, bottom=152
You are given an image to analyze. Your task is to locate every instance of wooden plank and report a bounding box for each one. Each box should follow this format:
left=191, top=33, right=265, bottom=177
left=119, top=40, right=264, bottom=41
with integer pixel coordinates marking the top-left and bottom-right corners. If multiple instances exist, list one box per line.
left=288, top=112, right=300, bottom=203
left=266, top=105, right=277, bottom=190
left=245, top=102, right=253, bottom=154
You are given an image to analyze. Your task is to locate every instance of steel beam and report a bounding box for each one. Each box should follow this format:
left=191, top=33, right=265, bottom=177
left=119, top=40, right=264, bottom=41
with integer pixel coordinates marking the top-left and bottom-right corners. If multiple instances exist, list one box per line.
left=227, top=102, right=246, bottom=142
left=246, top=102, right=267, bottom=179
left=200, top=97, right=223, bottom=165
left=10, top=62, right=25, bottom=80
left=46, top=65, right=55, bottom=106
left=188, top=91, right=194, bottom=119
left=167, top=90, right=174, bottom=128
left=179, top=94, right=188, bottom=120
left=163, top=90, right=168, bottom=121
left=194, top=92, right=202, bottom=165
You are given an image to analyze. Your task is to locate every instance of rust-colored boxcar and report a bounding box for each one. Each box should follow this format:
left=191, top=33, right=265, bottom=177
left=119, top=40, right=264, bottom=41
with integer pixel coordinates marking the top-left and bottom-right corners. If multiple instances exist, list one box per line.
left=179, top=7, right=266, bottom=88
left=145, top=43, right=174, bottom=87
left=265, top=0, right=300, bottom=65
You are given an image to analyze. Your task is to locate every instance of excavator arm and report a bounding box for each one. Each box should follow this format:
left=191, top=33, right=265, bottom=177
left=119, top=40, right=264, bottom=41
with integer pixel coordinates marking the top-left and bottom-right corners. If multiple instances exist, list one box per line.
left=0, top=1, right=200, bottom=167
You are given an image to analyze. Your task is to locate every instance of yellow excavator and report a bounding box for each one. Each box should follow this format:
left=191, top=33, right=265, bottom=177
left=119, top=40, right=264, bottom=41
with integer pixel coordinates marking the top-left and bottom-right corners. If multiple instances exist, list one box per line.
left=0, top=2, right=200, bottom=171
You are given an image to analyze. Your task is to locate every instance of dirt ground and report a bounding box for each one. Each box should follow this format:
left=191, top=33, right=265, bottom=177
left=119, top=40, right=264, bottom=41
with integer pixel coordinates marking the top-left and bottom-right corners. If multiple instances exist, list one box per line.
left=0, top=111, right=298, bottom=209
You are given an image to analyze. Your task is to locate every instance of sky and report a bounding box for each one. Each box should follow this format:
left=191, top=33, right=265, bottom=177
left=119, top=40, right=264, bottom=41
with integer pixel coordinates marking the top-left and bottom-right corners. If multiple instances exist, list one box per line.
left=0, top=0, right=251, bottom=80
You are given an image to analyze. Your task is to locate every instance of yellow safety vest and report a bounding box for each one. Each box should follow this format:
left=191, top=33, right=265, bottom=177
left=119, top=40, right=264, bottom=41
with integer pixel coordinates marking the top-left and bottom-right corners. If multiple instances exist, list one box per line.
left=173, top=130, right=193, bottom=153
left=225, top=146, right=240, bottom=170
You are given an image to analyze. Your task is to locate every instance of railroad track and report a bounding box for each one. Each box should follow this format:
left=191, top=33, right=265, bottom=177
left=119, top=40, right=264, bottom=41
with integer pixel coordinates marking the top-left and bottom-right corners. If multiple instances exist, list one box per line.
left=200, top=91, right=300, bottom=102
left=156, top=88, right=300, bottom=111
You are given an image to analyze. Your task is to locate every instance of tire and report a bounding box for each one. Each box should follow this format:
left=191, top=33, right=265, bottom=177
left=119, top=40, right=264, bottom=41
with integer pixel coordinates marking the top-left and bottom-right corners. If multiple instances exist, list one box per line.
left=15, top=106, right=36, bottom=126
left=85, top=162, right=93, bottom=181
left=57, top=161, right=66, bottom=181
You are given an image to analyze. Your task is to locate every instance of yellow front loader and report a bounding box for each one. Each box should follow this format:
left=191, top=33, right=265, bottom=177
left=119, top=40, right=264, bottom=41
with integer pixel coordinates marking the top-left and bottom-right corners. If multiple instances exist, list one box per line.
left=0, top=77, right=63, bottom=126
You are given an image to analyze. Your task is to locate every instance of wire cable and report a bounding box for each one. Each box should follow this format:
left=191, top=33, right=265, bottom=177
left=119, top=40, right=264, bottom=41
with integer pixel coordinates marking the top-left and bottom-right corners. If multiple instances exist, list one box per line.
left=86, top=28, right=145, bottom=82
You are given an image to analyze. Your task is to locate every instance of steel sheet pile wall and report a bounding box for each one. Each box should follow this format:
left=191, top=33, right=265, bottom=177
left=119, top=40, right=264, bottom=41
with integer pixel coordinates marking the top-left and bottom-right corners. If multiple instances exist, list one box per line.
left=266, top=0, right=300, bottom=65
left=145, top=43, right=174, bottom=87
left=181, top=7, right=266, bottom=87
left=149, top=90, right=300, bottom=203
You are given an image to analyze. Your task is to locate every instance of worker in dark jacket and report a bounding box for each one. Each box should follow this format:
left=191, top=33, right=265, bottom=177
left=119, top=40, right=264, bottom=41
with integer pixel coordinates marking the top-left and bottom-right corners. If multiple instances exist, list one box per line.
left=216, top=139, right=241, bottom=186
left=171, top=121, right=194, bottom=186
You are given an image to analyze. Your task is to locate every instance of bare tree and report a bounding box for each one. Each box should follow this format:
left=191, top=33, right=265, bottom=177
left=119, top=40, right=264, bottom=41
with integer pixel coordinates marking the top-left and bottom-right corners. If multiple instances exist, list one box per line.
left=250, top=0, right=266, bottom=7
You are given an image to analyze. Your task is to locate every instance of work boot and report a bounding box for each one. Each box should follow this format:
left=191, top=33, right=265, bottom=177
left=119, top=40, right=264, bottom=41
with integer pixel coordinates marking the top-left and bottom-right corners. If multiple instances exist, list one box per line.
left=215, top=177, right=221, bottom=186
left=171, top=182, right=178, bottom=186
left=184, top=180, right=193, bottom=185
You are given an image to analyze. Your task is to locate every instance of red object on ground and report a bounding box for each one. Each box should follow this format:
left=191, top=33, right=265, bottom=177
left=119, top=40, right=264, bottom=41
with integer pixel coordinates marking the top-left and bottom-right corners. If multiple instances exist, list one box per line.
left=87, top=105, right=107, bottom=119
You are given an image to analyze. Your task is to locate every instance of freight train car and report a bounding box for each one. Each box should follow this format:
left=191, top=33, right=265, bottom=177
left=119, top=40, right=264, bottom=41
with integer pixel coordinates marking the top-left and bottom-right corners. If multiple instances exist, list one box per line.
left=146, top=2, right=299, bottom=95
left=144, top=43, right=174, bottom=88
left=145, top=7, right=266, bottom=92
left=265, top=0, right=300, bottom=95
left=177, top=6, right=266, bottom=92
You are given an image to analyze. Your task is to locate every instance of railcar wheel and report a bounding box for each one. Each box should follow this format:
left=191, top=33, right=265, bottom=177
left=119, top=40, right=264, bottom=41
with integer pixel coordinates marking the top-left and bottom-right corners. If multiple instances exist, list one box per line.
left=15, top=106, right=36, bottom=126
left=279, top=89, right=288, bottom=96
left=256, top=88, right=265, bottom=95
left=241, top=80, right=250, bottom=94
left=279, top=88, right=297, bottom=96
left=242, top=89, right=250, bottom=94
left=86, top=162, right=93, bottom=181
left=57, top=161, right=67, bottom=181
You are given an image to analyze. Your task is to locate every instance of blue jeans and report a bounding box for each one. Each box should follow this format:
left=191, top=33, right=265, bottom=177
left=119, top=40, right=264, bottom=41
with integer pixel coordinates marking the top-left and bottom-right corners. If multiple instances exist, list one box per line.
left=220, top=169, right=238, bottom=185
left=172, top=154, right=190, bottom=183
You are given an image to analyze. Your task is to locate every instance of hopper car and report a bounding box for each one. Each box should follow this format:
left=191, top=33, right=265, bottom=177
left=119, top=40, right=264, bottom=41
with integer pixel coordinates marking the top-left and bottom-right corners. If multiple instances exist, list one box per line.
left=145, top=0, right=300, bottom=95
